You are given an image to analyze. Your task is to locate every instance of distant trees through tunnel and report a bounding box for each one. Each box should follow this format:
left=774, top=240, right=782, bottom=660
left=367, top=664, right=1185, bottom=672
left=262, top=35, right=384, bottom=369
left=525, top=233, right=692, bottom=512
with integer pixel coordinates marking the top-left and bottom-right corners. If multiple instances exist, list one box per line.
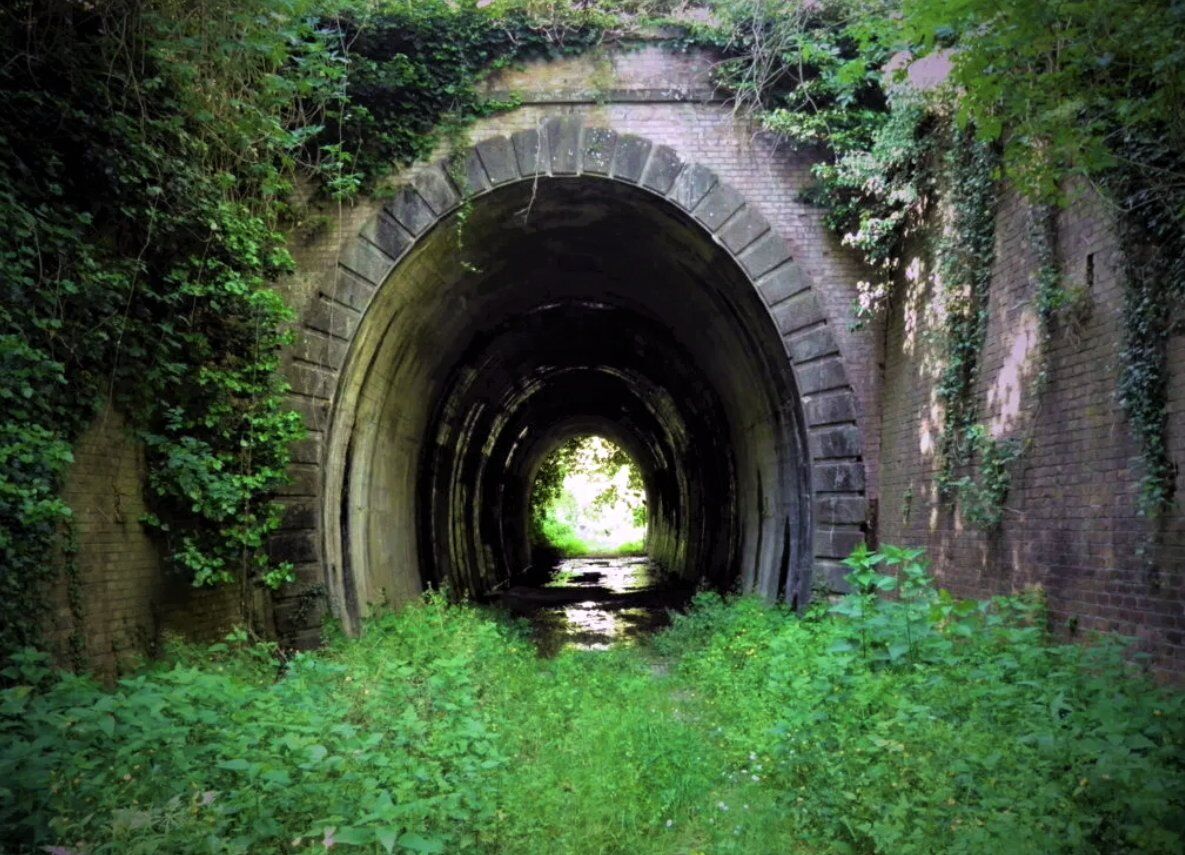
left=528, top=435, right=648, bottom=562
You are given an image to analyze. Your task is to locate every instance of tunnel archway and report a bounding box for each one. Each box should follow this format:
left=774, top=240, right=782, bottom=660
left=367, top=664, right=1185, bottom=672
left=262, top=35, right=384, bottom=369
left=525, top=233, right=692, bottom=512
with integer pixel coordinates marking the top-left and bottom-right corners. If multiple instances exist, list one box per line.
left=302, top=120, right=867, bottom=634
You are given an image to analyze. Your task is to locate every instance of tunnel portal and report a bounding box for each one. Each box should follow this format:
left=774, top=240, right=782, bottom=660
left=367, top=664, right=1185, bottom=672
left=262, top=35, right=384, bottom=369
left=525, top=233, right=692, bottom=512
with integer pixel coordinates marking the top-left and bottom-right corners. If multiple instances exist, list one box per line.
left=303, top=124, right=867, bottom=636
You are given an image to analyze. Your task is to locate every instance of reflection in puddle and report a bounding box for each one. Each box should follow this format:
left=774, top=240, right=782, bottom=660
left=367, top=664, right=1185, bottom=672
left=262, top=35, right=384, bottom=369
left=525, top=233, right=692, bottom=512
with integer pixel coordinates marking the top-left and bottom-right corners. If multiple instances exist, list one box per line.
left=501, top=557, right=692, bottom=655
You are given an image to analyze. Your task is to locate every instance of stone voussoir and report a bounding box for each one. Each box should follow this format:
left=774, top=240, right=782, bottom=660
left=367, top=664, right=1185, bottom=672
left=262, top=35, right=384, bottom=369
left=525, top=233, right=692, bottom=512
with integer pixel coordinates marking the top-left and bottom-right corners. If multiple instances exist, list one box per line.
left=640, top=145, right=683, bottom=195
left=610, top=134, right=653, bottom=184
left=476, top=135, right=520, bottom=185
left=667, top=163, right=717, bottom=212
left=813, top=461, right=866, bottom=493
left=510, top=128, right=549, bottom=177
left=384, top=186, right=436, bottom=236
left=815, top=495, right=868, bottom=525
left=738, top=232, right=793, bottom=279
left=411, top=166, right=460, bottom=215
left=582, top=127, right=619, bottom=175
left=339, top=239, right=395, bottom=286
left=808, top=423, right=863, bottom=459
left=545, top=116, right=582, bottom=175
left=718, top=205, right=771, bottom=255
left=693, top=182, right=746, bottom=232
left=804, top=391, right=858, bottom=427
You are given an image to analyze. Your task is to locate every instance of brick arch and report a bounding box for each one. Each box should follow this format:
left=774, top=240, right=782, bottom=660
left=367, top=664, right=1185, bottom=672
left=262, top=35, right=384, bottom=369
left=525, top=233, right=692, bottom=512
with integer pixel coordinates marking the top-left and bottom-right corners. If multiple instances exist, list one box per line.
left=275, top=116, right=866, bottom=641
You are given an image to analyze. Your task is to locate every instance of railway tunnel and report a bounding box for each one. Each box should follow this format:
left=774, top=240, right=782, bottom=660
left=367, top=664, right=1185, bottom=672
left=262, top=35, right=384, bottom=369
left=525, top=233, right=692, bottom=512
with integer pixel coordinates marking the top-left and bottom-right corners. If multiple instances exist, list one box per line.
left=298, top=123, right=867, bottom=636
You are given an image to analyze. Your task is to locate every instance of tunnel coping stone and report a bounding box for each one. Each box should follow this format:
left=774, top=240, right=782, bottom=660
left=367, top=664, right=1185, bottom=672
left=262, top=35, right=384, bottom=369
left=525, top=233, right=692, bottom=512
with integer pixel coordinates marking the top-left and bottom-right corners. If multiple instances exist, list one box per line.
left=582, top=127, right=618, bottom=175
left=476, top=135, right=520, bottom=185
left=738, top=231, right=794, bottom=279
left=693, top=182, right=746, bottom=231
left=640, top=144, right=683, bottom=195
left=385, top=186, right=436, bottom=236
left=667, top=163, right=717, bottom=212
left=610, top=134, right=653, bottom=183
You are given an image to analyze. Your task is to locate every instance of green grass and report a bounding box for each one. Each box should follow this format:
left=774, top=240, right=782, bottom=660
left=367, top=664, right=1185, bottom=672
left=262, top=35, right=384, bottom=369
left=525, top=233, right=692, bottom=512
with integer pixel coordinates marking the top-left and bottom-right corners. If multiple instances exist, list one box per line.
left=3, top=567, right=1184, bottom=854
left=533, top=515, right=644, bottom=558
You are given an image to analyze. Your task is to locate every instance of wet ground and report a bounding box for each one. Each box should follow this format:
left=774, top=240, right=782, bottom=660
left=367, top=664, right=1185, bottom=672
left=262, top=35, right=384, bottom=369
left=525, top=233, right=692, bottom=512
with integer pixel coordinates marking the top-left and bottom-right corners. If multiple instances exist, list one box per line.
left=499, top=556, right=694, bottom=655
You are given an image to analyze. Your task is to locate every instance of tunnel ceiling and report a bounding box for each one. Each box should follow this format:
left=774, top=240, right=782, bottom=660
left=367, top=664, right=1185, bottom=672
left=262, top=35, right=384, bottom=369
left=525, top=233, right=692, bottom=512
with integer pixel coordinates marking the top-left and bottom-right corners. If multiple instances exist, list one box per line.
left=305, top=123, right=868, bottom=634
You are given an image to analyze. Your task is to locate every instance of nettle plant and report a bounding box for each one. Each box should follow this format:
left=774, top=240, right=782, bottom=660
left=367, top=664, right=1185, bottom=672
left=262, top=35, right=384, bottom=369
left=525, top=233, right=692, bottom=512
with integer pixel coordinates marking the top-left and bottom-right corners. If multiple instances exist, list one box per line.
left=829, top=543, right=1028, bottom=666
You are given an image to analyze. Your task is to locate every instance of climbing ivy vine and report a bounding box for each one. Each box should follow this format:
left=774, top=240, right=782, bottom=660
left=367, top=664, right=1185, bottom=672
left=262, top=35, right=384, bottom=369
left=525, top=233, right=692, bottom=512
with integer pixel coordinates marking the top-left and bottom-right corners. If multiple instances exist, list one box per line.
left=900, top=0, right=1185, bottom=521
left=930, top=125, right=1013, bottom=527
left=0, top=0, right=629, bottom=659
left=705, top=0, right=1185, bottom=529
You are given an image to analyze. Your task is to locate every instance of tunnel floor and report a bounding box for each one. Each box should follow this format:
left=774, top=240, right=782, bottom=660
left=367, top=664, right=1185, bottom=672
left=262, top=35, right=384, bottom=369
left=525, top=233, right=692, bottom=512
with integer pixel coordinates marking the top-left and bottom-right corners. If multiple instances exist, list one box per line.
left=498, top=556, right=695, bottom=656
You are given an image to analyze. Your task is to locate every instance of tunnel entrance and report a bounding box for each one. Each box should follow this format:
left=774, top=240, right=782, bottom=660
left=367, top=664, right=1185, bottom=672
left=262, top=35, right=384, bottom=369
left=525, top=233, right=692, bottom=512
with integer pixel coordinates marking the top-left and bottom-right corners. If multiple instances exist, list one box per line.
left=322, top=168, right=817, bottom=631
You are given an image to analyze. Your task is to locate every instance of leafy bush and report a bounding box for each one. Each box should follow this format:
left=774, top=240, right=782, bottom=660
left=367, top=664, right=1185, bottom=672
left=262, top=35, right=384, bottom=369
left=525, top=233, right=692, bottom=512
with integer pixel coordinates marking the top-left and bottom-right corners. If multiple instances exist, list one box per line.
left=3, top=546, right=1182, bottom=853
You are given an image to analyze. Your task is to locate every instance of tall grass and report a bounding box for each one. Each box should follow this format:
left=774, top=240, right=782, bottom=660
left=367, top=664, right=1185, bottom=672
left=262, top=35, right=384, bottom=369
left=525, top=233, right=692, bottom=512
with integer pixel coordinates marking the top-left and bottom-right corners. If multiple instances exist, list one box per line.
left=3, top=563, right=1183, bottom=853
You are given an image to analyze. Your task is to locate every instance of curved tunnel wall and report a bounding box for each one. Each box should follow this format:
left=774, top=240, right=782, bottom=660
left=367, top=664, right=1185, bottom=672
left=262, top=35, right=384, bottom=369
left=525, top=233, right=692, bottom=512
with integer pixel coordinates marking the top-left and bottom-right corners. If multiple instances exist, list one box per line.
left=283, top=118, right=868, bottom=635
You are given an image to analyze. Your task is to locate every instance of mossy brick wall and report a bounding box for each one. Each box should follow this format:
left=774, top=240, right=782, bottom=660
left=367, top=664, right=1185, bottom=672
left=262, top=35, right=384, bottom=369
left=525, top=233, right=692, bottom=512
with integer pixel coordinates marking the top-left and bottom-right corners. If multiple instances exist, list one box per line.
left=48, top=43, right=1185, bottom=672
left=45, top=409, right=245, bottom=676
left=878, top=185, right=1185, bottom=678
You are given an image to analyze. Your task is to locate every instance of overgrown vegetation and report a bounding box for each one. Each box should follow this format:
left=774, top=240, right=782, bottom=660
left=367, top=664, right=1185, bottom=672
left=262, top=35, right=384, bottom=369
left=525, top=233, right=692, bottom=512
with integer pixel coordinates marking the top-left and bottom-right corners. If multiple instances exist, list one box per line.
left=3, top=546, right=1182, bottom=853
left=0, top=0, right=632, bottom=659
left=704, top=0, right=1185, bottom=528
left=529, top=435, right=647, bottom=557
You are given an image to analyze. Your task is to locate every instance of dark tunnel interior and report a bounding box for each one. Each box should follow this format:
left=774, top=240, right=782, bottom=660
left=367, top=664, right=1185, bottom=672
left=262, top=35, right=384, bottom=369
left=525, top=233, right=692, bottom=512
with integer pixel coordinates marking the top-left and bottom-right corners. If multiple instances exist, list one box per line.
left=323, top=178, right=812, bottom=628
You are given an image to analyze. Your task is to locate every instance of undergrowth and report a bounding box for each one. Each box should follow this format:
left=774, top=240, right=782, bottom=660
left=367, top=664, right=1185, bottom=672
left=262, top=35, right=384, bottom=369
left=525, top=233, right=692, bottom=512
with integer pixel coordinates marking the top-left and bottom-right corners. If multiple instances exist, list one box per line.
left=3, top=548, right=1182, bottom=854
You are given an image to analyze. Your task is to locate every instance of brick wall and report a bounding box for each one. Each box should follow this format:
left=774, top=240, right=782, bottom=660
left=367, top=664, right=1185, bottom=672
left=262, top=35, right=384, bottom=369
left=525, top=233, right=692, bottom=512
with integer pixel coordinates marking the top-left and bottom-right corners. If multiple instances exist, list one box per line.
left=46, top=409, right=244, bottom=676
left=51, top=44, right=1185, bottom=674
left=878, top=184, right=1185, bottom=677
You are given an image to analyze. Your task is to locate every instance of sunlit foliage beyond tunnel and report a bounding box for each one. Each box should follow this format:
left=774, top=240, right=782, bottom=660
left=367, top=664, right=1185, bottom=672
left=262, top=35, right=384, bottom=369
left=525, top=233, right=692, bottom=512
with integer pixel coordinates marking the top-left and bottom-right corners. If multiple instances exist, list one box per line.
left=529, top=436, right=648, bottom=559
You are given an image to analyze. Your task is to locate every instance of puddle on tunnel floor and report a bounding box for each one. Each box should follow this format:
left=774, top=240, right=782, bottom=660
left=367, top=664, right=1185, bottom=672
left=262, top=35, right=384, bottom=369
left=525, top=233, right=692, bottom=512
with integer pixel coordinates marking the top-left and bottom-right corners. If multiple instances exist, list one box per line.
left=499, top=556, right=694, bottom=656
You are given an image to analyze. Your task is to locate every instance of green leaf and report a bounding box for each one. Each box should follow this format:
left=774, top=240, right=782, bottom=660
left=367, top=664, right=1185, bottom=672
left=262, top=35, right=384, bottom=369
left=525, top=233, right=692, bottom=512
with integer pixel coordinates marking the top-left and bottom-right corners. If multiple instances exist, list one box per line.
left=399, top=832, right=446, bottom=853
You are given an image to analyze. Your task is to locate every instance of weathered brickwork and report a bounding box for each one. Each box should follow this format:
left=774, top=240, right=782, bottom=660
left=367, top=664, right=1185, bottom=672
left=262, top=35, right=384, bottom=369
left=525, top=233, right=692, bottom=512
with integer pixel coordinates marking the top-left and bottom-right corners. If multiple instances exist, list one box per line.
left=46, top=410, right=245, bottom=676
left=53, top=44, right=1185, bottom=673
left=878, top=186, right=1185, bottom=677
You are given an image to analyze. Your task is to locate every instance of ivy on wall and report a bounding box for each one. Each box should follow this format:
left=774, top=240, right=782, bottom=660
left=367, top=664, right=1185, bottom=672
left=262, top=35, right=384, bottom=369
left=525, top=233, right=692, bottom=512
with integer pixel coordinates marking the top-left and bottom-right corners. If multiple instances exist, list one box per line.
left=705, top=0, right=1185, bottom=531
left=0, top=0, right=638, bottom=660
